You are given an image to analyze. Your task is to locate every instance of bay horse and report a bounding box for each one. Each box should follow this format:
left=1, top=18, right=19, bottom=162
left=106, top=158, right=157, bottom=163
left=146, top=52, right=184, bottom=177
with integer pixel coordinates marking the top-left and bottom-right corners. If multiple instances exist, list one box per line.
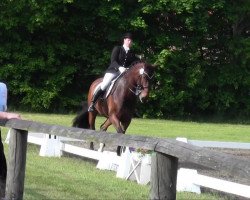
left=73, top=61, right=154, bottom=155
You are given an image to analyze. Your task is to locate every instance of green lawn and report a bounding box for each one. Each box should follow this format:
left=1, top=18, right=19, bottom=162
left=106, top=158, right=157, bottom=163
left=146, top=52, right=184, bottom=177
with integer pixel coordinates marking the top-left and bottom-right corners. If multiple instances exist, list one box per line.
left=21, top=144, right=224, bottom=200
left=19, top=112, right=250, bottom=142
left=127, top=118, right=250, bottom=142
left=2, top=112, right=249, bottom=199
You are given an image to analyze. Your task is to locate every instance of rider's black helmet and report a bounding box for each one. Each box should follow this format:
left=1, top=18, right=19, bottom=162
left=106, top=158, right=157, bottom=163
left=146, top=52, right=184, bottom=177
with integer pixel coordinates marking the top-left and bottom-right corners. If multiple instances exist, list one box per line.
left=123, top=33, right=133, bottom=40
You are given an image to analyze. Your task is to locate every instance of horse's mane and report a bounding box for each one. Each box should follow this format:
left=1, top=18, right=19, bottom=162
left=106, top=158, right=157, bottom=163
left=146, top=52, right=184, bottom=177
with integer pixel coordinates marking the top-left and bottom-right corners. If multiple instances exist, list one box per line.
left=126, top=60, right=154, bottom=77
left=129, top=60, right=146, bottom=69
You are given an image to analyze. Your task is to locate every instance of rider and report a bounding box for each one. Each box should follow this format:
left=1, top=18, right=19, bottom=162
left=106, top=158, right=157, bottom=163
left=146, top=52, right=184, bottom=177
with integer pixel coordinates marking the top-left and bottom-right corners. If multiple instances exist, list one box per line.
left=88, top=33, right=139, bottom=112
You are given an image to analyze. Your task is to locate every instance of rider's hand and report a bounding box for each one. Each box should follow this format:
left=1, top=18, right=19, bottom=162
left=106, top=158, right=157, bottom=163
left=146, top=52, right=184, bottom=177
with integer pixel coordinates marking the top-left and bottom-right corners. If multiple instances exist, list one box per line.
left=119, top=66, right=126, bottom=73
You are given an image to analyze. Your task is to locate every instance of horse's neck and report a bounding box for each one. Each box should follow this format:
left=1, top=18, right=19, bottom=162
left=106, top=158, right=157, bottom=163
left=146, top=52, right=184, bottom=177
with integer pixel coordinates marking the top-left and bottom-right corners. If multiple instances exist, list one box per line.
left=115, top=70, right=137, bottom=99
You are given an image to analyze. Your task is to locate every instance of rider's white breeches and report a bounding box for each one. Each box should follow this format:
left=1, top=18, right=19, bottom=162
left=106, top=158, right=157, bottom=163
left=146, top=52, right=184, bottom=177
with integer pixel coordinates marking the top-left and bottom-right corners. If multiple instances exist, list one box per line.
left=100, top=73, right=117, bottom=90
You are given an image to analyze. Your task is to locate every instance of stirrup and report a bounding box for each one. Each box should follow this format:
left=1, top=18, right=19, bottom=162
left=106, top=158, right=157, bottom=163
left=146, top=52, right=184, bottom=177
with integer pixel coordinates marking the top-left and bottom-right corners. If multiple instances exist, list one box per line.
left=88, top=103, right=95, bottom=112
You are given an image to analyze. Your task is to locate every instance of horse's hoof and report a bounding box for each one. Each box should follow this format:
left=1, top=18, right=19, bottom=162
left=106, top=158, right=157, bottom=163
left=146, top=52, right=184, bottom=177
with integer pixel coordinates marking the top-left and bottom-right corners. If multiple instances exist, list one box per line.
left=116, top=146, right=121, bottom=156
left=90, top=142, right=94, bottom=150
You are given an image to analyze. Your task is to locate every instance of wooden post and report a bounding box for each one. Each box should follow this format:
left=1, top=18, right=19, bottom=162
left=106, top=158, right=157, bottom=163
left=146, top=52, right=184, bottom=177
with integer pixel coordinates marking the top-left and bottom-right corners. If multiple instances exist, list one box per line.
left=5, top=129, right=28, bottom=200
left=0, top=130, right=7, bottom=199
left=150, top=152, right=178, bottom=200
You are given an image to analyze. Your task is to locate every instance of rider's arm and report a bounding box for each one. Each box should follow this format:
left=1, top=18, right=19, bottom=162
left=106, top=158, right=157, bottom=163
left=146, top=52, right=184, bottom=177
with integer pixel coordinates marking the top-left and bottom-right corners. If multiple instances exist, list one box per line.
left=110, top=46, right=120, bottom=71
left=0, top=112, right=21, bottom=120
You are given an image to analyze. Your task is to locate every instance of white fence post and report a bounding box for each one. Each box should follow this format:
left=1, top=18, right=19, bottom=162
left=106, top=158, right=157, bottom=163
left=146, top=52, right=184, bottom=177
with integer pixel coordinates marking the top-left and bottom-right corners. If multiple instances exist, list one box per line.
left=39, top=134, right=61, bottom=157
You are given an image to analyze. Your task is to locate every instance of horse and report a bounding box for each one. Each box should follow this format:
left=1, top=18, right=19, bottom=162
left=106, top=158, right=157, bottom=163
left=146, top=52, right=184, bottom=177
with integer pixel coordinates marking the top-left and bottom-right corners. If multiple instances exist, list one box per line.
left=72, top=61, right=154, bottom=155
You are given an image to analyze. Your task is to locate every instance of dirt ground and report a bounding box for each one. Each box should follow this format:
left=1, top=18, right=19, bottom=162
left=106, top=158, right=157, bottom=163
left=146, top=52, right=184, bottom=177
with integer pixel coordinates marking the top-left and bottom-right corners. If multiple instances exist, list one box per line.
left=179, top=148, right=250, bottom=184
left=179, top=147, right=250, bottom=200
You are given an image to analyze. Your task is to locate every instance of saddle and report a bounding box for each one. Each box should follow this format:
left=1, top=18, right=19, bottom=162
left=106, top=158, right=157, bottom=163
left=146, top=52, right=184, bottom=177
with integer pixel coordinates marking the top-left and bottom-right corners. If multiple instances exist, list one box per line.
left=94, top=73, right=123, bottom=99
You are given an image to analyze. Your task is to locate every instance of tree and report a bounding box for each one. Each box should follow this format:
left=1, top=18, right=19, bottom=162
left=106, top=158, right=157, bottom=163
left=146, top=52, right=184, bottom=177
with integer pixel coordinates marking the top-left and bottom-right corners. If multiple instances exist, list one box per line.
left=0, top=0, right=249, bottom=119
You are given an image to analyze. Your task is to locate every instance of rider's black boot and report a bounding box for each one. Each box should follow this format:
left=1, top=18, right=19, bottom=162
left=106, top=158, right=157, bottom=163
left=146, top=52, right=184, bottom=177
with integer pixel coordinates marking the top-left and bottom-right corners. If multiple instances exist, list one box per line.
left=88, top=88, right=104, bottom=112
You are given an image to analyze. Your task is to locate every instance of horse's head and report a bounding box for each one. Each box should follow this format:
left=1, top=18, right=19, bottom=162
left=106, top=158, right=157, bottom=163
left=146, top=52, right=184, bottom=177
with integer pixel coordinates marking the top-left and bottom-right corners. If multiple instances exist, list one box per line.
left=126, top=62, right=154, bottom=103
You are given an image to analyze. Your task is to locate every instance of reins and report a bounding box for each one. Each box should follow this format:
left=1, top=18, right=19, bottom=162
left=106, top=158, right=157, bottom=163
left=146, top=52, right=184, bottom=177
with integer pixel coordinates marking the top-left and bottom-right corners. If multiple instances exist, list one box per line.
left=110, top=61, right=153, bottom=97
left=127, top=62, right=153, bottom=96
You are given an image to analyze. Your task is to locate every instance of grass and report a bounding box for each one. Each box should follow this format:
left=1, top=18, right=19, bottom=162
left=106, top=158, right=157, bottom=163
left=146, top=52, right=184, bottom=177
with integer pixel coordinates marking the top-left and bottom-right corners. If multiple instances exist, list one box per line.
left=2, top=112, right=250, bottom=199
left=23, top=145, right=147, bottom=199
left=19, top=144, right=225, bottom=200
left=24, top=145, right=149, bottom=199
left=17, top=112, right=250, bottom=142
left=126, top=118, right=250, bottom=142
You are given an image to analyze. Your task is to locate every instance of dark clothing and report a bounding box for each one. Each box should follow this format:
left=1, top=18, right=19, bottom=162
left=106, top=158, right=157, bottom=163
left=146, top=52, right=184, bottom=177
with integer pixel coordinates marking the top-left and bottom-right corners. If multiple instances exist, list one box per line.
left=106, top=46, right=138, bottom=73
left=0, top=130, right=6, bottom=198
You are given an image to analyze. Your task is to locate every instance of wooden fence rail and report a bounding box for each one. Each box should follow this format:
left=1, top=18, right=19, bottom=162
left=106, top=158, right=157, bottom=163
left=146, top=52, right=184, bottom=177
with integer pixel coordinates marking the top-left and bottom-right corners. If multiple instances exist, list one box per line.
left=1, top=119, right=250, bottom=200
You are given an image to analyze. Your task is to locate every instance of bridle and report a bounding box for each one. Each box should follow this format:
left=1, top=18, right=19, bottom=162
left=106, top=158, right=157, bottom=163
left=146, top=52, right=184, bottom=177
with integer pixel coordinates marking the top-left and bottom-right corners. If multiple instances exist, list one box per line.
left=129, top=66, right=154, bottom=96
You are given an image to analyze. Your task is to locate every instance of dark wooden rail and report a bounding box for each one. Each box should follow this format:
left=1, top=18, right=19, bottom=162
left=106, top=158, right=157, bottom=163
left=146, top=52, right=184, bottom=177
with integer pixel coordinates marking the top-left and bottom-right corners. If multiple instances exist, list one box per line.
left=1, top=119, right=250, bottom=200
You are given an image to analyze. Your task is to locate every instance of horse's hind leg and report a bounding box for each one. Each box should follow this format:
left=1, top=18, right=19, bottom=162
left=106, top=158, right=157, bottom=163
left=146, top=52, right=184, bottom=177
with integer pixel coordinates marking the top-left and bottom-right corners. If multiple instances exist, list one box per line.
left=98, top=118, right=112, bottom=152
left=89, top=111, right=97, bottom=130
left=88, top=111, right=97, bottom=150
left=90, top=142, right=94, bottom=150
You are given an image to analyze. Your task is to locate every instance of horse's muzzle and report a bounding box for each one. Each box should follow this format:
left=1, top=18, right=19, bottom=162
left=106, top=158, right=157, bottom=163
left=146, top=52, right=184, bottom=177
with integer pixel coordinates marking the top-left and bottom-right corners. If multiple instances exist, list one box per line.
left=139, top=95, right=148, bottom=103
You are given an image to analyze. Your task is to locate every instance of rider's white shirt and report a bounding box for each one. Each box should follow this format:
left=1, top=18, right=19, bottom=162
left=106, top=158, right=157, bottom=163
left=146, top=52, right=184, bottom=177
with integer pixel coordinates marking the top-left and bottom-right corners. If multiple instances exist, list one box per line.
left=123, top=45, right=130, bottom=53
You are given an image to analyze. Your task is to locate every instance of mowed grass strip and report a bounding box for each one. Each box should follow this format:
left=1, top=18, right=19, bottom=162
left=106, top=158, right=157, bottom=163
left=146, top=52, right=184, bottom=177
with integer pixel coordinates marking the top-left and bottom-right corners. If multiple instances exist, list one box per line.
left=20, top=112, right=250, bottom=142
left=2, top=112, right=249, bottom=199
left=126, top=118, right=250, bottom=142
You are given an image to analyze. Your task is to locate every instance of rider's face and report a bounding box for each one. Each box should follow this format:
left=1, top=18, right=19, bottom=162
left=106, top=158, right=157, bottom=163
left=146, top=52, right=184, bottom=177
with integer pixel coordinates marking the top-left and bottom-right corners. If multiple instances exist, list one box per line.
left=123, top=38, right=133, bottom=48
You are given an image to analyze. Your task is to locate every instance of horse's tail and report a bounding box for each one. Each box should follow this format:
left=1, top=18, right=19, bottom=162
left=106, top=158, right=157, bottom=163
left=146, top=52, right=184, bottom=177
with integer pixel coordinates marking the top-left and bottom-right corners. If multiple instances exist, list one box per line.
left=72, top=109, right=90, bottom=129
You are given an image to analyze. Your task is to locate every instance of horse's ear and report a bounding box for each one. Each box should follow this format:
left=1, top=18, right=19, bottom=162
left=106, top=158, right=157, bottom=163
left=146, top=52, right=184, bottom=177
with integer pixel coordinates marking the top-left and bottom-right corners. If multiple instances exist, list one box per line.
left=136, top=54, right=144, bottom=60
left=147, top=63, right=157, bottom=71
left=152, top=64, right=158, bottom=69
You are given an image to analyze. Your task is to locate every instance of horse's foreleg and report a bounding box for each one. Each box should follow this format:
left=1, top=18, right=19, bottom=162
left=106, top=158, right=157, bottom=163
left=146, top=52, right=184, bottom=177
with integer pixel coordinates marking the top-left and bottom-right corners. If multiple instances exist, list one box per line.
left=98, top=118, right=112, bottom=152
left=120, top=118, right=132, bottom=134
left=100, top=118, right=112, bottom=131
left=115, top=119, right=132, bottom=155
left=98, top=143, right=105, bottom=152
left=109, top=114, right=124, bottom=133
left=109, top=114, right=125, bottom=156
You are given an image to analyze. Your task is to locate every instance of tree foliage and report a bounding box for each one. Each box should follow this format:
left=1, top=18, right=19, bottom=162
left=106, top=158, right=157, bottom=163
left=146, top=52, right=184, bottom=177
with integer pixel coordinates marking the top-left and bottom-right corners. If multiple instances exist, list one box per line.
left=0, top=0, right=249, bottom=119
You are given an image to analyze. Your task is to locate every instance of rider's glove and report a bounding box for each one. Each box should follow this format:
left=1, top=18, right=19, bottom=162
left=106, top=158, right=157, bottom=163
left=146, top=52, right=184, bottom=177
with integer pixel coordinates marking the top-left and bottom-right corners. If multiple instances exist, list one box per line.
left=119, top=66, right=126, bottom=73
